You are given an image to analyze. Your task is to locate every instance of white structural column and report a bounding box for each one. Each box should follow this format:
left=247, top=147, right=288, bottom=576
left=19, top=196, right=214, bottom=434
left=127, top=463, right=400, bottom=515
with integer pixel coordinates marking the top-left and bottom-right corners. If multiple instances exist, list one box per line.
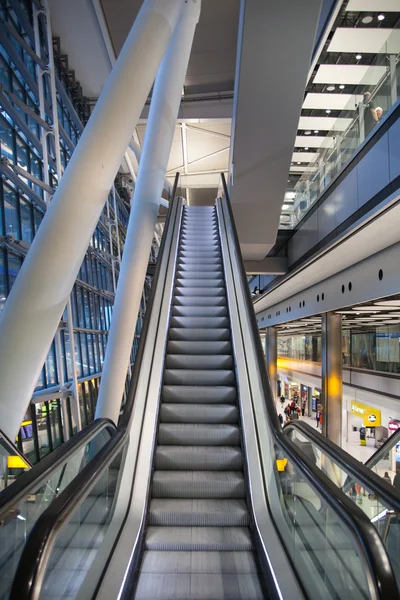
left=96, top=0, right=201, bottom=424
left=0, top=0, right=185, bottom=440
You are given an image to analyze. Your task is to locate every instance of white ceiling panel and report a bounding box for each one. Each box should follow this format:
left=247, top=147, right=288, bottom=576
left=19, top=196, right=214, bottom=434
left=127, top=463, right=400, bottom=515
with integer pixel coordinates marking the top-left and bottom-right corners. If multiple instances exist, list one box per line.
left=314, top=64, right=387, bottom=85
left=292, top=152, right=319, bottom=162
left=328, top=28, right=400, bottom=54
left=298, top=116, right=353, bottom=131
left=346, top=0, right=400, bottom=12
left=303, top=92, right=362, bottom=110
left=295, top=136, right=334, bottom=148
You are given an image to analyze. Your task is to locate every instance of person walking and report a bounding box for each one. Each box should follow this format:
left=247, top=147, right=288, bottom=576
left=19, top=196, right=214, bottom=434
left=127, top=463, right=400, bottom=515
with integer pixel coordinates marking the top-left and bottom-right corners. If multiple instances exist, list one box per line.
left=278, top=413, right=283, bottom=426
left=383, top=471, right=392, bottom=486
left=301, top=399, right=306, bottom=417
left=315, top=410, right=320, bottom=428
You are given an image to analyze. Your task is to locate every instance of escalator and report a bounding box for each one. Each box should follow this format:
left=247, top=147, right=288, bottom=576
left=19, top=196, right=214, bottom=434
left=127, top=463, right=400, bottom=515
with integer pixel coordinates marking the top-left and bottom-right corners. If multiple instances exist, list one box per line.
left=1, top=189, right=400, bottom=600
left=133, top=205, right=264, bottom=598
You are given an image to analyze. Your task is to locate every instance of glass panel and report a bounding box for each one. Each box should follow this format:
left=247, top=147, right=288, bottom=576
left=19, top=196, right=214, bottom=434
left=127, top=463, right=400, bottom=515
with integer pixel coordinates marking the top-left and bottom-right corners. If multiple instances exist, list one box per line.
left=3, top=184, right=20, bottom=239
left=276, top=446, right=371, bottom=599
left=49, top=400, right=63, bottom=449
left=0, top=426, right=114, bottom=600
left=37, top=447, right=124, bottom=600
left=0, top=248, right=6, bottom=313
left=19, top=197, right=33, bottom=243
left=8, top=253, right=22, bottom=290
left=0, top=115, right=15, bottom=161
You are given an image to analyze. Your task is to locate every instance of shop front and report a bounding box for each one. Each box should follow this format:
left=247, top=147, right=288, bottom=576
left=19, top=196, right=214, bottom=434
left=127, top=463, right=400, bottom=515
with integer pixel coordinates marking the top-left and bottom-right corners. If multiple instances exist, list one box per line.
left=347, top=400, right=384, bottom=448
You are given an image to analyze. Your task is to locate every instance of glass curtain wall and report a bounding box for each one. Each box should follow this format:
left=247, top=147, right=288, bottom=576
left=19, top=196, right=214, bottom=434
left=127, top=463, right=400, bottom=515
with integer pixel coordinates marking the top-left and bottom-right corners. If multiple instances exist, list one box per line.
left=0, top=0, right=153, bottom=462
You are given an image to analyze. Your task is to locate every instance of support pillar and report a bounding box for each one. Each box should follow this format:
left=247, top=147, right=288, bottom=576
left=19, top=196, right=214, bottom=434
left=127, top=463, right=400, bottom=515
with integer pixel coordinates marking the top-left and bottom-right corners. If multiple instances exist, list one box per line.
left=95, top=0, right=201, bottom=424
left=321, top=312, right=342, bottom=445
left=0, top=0, right=185, bottom=441
left=265, top=327, right=278, bottom=401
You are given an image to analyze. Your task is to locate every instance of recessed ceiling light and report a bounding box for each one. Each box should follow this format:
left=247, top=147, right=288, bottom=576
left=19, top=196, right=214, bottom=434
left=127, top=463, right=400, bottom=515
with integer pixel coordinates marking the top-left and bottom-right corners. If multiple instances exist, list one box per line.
left=327, top=85, right=335, bottom=91
left=375, top=300, right=400, bottom=307
left=314, top=130, right=319, bottom=133
left=377, top=14, right=385, bottom=21
left=305, top=130, right=311, bottom=135
left=282, top=204, right=289, bottom=210
left=356, top=54, right=362, bottom=60
left=287, top=179, right=290, bottom=183
left=362, top=15, right=373, bottom=24
left=297, top=162, right=301, bottom=165
left=304, top=147, right=309, bottom=150
left=339, top=84, right=345, bottom=90
left=326, top=109, right=331, bottom=114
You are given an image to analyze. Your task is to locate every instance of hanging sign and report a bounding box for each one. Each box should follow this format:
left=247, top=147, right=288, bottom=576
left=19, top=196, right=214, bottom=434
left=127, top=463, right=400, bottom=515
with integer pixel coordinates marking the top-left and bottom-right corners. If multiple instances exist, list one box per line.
left=351, top=401, right=381, bottom=427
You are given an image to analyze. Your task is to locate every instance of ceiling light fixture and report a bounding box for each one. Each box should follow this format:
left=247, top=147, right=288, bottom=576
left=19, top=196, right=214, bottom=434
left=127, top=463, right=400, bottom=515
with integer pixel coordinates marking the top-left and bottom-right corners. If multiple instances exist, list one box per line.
left=326, top=109, right=331, bottom=114
left=362, top=16, right=373, bottom=24
left=314, top=130, right=319, bottom=133
left=356, top=54, right=362, bottom=60
left=339, top=84, right=345, bottom=90
left=305, top=130, right=311, bottom=135
left=304, top=147, right=309, bottom=150
left=377, top=14, right=385, bottom=21
left=327, top=85, right=335, bottom=91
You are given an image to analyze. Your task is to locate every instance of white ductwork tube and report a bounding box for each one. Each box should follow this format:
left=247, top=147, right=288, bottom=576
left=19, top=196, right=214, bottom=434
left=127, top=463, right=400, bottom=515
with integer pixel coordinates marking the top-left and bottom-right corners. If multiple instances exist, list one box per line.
left=95, top=0, right=201, bottom=425
left=0, top=0, right=185, bottom=440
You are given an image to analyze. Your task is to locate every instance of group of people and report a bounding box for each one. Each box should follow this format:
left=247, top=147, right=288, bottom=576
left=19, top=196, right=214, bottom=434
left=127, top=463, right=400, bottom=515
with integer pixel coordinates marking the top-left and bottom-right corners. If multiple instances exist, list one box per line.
left=278, top=394, right=306, bottom=426
left=363, top=91, right=384, bottom=137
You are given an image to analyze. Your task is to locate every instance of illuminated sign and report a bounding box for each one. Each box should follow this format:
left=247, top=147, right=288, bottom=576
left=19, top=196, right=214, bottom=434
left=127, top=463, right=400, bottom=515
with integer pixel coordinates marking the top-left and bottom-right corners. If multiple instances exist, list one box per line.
left=351, top=401, right=381, bottom=427
left=389, top=421, right=400, bottom=431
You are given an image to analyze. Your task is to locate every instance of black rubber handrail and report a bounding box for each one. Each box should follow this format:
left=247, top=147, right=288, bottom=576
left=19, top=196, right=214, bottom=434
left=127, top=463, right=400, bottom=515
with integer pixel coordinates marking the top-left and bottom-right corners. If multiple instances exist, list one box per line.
left=364, top=428, right=400, bottom=471
left=10, top=191, right=182, bottom=600
left=220, top=173, right=399, bottom=600
left=283, top=420, right=400, bottom=511
left=0, top=417, right=115, bottom=525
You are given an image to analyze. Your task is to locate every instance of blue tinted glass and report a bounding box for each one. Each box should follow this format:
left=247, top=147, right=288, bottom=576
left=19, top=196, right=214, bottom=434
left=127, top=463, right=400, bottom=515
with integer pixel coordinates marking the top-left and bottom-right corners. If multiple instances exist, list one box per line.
left=0, top=248, right=6, bottom=313
left=3, top=183, right=20, bottom=238
left=0, top=116, right=15, bottom=161
left=20, top=197, right=33, bottom=242
left=8, top=253, right=22, bottom=290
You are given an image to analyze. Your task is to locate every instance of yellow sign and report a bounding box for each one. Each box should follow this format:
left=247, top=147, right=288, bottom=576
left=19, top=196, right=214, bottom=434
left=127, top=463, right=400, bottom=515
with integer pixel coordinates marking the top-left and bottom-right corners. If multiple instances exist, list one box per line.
left=351, top=401, right=381, bottom=427
left=8, top=455, right=30, bottom=469
left=276, top=458, right=288, bottom=472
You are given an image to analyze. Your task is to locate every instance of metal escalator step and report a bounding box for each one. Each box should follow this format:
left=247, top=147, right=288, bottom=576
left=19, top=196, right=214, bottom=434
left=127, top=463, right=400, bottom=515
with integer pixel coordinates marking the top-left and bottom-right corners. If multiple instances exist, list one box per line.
left=178, top=257, right=222, bottom=265
left=167, top=341, right=232, bottom=355
left=174, top=287, right=225, bottom=297
left=135, top=573, right=264, bottom=600
left=181, top=234, right=218, bottom=240
left=152, top=471, right=245, bottom=499
left=176, top=271, right=224, bottom=280
left=159, top=403, right=238, bottom=424
left=175, top=279, right=225, bottom=289
left=168, top=328, right=230, bottom=341
left=176, top=264, right=222, bottom=273
left=158, top=424, right=240, bottom=446
left=145, top=526, right=252, bottom=551
left=181, top=228, right=217, bottom=234
left=173, top=296, right=227, bottom=306
left=165, top=354, right=233, bottom=370
left=162, top=385, right=236, bottom=404
left=148, top=499, right=249, bottom=527
left=179, top=250, right=221, bottom=258
left=164, top=369, right=235, bottom=386
left=171, top=305, right=228, bottom=317
left=154, top=446, right=242, bottom=470
left=139, top=550, right=258, bottom=574
left=170, top=316, right=228, bottom=328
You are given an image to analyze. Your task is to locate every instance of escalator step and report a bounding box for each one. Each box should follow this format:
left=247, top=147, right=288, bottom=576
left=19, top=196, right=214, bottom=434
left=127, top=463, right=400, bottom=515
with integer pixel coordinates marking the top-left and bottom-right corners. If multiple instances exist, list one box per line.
left=158, top=423, right=240, bottom=445
left=175, top=271, right=224, bottom=280
left=162, top=385, right=237, bottom=404
left=165, top=354, right=233, bottom=369
left=171, top=305, right=228, bottom=317
left=134, top=573, right=264, bottom=600
left=149, top=499, right=249, bottom=527
left=167, top=341, right=232, bottom=355
left=152, top=471, right=245, bottom=499
left=175, top=279, right=225, bottom=289
left=164, top=369, right=235, bottom=386
left=176, top=264, right=223, bottom=273
left=172, top=295, right=227, bottom=306
left=139, top=550, right=258, bottom=574
left=145, top=526, right=252, bottom=551
left=154, top=446, right=242, bottom=470
left=160, top=403, right=238, bottom=424
left=170, top=316, right=229, bottom=329
left=168, top=328, right=230, bottom=341
left=178, top=257, right=222, bottom=265
left=174, top=287, right=225, bottom=297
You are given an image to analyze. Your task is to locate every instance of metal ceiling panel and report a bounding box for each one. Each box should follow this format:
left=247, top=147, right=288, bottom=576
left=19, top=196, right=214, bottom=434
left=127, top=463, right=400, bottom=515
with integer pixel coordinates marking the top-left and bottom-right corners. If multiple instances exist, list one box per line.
left=295, top=135, right=335, bottom=148
left=314, top=64, right=387, bottom=85
left=346, top=0, right=400, bottom=12
left=328, top=27, right=400, bottom=54
left=298, top=116, right=353, bottom=131
left=303, top=92, right=361, bottom=110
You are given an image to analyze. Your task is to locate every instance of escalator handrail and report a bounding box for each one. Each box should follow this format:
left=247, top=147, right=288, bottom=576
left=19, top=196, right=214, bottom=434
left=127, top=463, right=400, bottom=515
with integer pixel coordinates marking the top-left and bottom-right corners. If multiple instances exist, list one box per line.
left=9, top=193, right=181, bottom=600
left=364, top=428, right=400, bottom=471
left=283, top=420, right=400, bottom=511
left=0, top=417, right=115, bottom=525
left=220, top=173, right=399, bottom=600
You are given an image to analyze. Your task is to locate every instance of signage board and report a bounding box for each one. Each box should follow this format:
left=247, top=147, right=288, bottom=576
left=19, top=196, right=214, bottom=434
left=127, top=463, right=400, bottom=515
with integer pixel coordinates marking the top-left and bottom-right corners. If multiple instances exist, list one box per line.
left=350, top=401, right=381, bottom=427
